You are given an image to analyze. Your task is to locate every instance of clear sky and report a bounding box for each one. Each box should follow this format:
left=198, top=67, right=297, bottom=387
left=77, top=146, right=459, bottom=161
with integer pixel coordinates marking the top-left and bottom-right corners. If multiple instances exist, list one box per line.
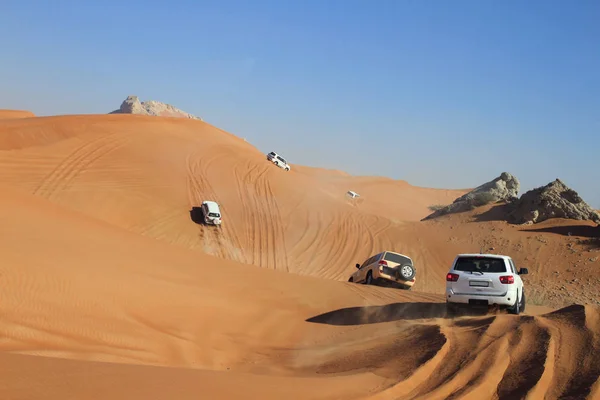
left=2, top=0, right=599, bottom=207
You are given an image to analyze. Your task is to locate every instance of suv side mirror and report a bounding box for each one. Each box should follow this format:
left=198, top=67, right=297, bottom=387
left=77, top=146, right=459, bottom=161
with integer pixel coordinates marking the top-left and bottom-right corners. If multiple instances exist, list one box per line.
left=355, top=263, right=360, bottom=269
left=518, top=268, right=529, bottom=275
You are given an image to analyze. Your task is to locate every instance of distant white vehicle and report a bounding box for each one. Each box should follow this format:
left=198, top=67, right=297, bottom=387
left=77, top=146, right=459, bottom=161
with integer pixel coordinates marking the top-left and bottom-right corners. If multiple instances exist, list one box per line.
left=445, top=253, right=529, bottom=315
left=266, top=152, right=291, bottom=171
left=201, top=200, right=222, bottom=226
left=347, top=191, right=360, bottom=199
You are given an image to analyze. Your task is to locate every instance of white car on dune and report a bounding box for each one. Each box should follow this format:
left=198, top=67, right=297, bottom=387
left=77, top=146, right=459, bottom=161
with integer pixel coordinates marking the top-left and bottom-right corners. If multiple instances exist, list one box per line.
left=445, top=253, right=529, bottom=315
left=201, top=200, right=222, bottom=226
left=266, top=151, right=291, bottom=171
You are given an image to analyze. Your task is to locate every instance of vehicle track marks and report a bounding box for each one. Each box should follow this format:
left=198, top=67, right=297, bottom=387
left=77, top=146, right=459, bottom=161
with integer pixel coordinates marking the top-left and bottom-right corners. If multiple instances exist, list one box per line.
left=287, top=207, right=323, bottom=276
left=231, top=159, right=291, bottom=271
left=32, top=133, right=128, bottom=201
left=233, top=160, right=264, bottom=267
left=186, top=150, right=245, bottom=263
left=321, top=212, right=358, bottom=280
left=254, top=165, right=288, bottom=271
left=137, top=209, right=182, bottom=239
left=264, top=180, right=290, bottom=272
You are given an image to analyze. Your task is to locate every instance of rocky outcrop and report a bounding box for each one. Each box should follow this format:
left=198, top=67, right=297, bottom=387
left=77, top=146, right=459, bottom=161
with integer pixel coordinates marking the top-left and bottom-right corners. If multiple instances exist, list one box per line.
left=507, top=179, right=600, bottom=225
left=110, top=95, right=202, bottom=120
left=422, top=172, right=520, bottom=221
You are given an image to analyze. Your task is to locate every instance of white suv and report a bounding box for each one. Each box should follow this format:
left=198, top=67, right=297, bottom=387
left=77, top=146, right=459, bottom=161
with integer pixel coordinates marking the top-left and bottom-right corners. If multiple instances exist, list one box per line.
left=266, top=152, right=291, bottom=171
left=201, top=200, right=222, bottom=226
left=445, top=253, right=528, bottom=315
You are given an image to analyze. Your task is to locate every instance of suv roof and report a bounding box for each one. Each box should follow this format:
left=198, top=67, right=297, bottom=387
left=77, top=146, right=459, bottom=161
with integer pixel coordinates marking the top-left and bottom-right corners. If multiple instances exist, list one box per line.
left=203, top=201, right=220, bottom=213
left=455, top=253, right=511, bottom=260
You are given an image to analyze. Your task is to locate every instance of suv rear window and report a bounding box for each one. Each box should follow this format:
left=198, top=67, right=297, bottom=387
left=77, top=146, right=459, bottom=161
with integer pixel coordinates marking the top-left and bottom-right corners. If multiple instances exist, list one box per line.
left=384, top=252, right=411, bottom=265
left=454, top=257, right=507, bottom=273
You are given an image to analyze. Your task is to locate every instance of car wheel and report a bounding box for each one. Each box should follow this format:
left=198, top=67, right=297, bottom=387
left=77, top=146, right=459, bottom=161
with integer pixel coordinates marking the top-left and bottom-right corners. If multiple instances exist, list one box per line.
left=520, top=289, right=526, bottom=313
left=365, top=271, right=373, bottom=285
left=397, top=264, right=416, bottom=281
left=348, top=277, right=353, bottom=283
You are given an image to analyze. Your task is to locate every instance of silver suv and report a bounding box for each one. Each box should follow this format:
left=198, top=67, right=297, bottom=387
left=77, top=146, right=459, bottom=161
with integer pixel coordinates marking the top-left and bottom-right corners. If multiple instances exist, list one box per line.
left=348, top=251, right=416, bottom=290
left=266, top=152, right=291, bottom=171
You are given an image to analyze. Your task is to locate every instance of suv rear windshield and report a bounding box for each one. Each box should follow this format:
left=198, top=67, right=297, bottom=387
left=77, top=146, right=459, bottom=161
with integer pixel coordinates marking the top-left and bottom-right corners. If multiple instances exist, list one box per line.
left=454, top=257, right=507, bottom=273
left=384, top=252, right=412, bottom=265
left=208, top=213, right=220, bottom=217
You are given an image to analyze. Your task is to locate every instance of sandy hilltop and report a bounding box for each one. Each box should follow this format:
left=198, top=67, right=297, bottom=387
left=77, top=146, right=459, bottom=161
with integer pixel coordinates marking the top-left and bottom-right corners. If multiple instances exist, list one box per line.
left=0, top=101, right=599, bottom=400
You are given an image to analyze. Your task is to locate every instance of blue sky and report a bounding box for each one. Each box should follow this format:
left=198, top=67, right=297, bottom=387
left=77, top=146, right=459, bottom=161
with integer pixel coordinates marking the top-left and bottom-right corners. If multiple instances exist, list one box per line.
left=2, top=0, right=599, bottom=207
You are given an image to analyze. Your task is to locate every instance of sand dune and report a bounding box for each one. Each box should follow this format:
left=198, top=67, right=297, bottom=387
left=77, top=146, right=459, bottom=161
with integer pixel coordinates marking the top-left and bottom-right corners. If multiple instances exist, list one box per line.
left=0, top=114, right=468, bottom=284
left=1, top=114, right=597, bottom=300
left=1, top=112, right=599, bottom=399
left=1, top=186, right=598, bottom=399
left=0, top=109, right=36, bottom=119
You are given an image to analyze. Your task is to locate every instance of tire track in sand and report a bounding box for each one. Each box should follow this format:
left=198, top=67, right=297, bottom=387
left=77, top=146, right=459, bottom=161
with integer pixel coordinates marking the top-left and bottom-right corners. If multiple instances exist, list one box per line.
left=263, top=177, right=290, bottom=272
left=319, top=208, right=381, bottom=281
left=318, top=211, right=354, bottom=280
left=298, top=212, right=338, bottom=279
left=285, top=204, right=324, bottom=276
left=233, top=161, right=265, bottom=267
left=186, top=150, right=245, bottom=263
left=233, top=159, right=289, bottom=271
left=32, top=133, right=128, bottom=201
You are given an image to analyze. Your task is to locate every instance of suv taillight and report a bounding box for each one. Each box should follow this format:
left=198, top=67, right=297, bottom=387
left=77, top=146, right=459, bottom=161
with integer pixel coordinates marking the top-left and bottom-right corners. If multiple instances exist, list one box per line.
left=499, top=275, right=514, bottom=284
left=446, top=273, right=459, bottom=282
left=378, top=260, right=388, bottom=266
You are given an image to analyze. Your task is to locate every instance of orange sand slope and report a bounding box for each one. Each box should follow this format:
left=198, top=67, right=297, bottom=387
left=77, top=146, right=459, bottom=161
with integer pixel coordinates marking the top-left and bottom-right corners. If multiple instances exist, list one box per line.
left=0, top=109, right=36, bottom=119
left=1, top=112, right=600, bottom=399
left=0, top=114, right=468, bottom=285
left=1, top=186, right=599, bottom=400
left=1, top=113, right=598, bottom=304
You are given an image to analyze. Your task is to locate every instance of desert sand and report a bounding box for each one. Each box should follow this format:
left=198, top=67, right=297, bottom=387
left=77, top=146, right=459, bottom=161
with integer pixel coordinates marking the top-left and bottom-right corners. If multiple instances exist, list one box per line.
left=0, top=111, right=599, bottom=399
left=0, top=109, right=36, bottom=119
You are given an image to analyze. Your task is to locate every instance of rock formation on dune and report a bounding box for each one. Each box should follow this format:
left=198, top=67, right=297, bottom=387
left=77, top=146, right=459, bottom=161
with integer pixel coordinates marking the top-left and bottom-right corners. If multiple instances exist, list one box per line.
left=507, top=179, right=600, bottom=225
left=422, top=172, right=520, bottom=220
left=110, top=95, right=202, bottom=120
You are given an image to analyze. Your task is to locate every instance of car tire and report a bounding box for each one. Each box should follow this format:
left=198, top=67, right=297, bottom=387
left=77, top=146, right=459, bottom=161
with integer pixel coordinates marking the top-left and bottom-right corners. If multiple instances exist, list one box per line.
left=508, top=292, right=521, bottom=315
left=348, top=277, right=353, bottom=283
left=397, top=264, right=416, bottom=281
left=520, top=289, right=526, bottom=313
left=365, top=271, right=373, bottom=285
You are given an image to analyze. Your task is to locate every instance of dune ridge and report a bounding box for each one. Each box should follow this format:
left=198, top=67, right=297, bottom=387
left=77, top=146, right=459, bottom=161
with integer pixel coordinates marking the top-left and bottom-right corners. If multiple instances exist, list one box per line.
left=0, top=111, right=599, bottom=399
left=0, top=109, right=36, bottom=119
